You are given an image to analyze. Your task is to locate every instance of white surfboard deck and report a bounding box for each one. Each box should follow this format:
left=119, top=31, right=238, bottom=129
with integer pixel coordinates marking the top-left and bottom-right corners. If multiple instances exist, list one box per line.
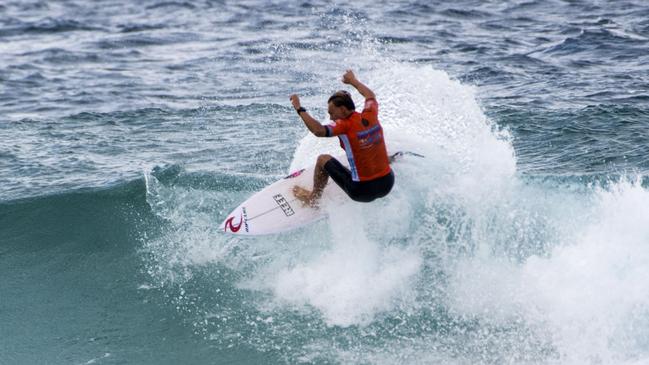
left=220, top=151, right=420, bottom=236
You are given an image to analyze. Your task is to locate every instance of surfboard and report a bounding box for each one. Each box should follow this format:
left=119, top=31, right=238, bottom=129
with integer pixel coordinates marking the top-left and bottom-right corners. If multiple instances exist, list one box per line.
left=220, top=164, right=345, bottom=235
left=220, top=151, right=421, bottom=236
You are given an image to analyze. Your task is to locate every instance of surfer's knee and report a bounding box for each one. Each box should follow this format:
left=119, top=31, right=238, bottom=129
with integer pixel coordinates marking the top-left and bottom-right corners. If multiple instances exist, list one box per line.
left=316, top=154, right=332, bottom=167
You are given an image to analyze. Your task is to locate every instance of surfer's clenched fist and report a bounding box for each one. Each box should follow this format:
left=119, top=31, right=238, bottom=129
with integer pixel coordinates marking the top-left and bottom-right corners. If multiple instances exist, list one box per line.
left=342, top=69, right=357, bottom=85
left=289, top=94, right=301, bottom=110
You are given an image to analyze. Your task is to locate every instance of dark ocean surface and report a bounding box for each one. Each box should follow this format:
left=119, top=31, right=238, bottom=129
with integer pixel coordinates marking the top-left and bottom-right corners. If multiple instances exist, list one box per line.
left=2, top=1, right=649, bottom=364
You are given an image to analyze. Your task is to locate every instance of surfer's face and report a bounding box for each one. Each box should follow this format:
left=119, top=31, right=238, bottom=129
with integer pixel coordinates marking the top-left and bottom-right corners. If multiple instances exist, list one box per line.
left=328, top=102, right=349, bottom=121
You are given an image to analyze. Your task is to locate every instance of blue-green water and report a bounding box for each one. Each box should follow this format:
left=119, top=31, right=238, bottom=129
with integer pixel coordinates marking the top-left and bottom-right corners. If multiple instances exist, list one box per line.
left=2, top=1, right=649, bottom=364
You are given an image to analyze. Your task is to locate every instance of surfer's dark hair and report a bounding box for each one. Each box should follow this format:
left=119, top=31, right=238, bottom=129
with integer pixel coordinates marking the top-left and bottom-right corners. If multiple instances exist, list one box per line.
left=328, top=90, right=355, bottom=110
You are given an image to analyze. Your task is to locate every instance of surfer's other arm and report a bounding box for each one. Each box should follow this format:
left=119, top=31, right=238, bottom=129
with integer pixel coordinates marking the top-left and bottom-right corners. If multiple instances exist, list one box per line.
left=342, top=69, right=376, bottom=100
left=290, top=94, right=327, bottom=137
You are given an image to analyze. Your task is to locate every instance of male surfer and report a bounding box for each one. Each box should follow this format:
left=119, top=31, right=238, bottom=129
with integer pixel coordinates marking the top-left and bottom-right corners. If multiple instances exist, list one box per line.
left=289, top=69, right=394, bottom=206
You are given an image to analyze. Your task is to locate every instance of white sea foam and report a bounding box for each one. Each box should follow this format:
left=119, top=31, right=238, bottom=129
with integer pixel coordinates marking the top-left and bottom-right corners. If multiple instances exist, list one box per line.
left=447, top=179, right=649, bottom=364
left=272, top=203, right=422, bottom=327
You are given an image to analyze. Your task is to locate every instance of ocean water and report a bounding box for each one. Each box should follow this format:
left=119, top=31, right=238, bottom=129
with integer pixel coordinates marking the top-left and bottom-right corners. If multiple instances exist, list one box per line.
left=2, top=1, right=649, bottom=364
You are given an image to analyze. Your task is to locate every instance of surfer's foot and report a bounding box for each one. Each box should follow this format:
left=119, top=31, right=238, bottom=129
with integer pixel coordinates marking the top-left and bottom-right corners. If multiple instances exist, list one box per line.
left=292, top=186, right=319, bottom=207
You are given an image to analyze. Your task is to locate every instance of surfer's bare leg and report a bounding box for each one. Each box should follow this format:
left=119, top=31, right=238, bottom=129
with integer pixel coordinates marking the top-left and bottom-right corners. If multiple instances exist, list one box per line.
left=311, top=154, right=332, bottom=197
left=293, top=154, right=332, bottom=205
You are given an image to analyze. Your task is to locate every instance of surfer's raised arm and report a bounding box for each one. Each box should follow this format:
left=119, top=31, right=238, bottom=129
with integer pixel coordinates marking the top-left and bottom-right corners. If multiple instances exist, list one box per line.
left=342, top=69, right=376, bottom=100
left=290, top=94, right=327, bottom=137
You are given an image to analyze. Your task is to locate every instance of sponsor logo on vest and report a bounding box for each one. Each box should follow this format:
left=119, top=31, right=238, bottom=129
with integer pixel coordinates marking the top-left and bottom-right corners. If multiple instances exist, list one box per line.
left=357, top=124, right=383, bottom=149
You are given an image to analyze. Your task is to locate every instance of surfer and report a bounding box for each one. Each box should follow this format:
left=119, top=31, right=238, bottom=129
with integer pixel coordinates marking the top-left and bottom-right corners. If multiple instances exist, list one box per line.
left=290, top=69, right=394, bottom=206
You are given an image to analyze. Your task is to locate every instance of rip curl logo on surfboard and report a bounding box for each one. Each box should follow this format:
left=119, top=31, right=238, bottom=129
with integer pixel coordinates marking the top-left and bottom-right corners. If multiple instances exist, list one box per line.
left=224, top=214, right=243, bottom=232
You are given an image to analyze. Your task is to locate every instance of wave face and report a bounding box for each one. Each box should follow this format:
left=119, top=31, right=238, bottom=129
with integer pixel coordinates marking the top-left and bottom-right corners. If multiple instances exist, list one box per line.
left=2, top=1, right=649, bottom=364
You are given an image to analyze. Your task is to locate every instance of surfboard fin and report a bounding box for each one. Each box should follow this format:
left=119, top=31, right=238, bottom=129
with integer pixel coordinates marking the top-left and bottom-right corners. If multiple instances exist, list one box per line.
left=389, top=151, right=424, bottom=163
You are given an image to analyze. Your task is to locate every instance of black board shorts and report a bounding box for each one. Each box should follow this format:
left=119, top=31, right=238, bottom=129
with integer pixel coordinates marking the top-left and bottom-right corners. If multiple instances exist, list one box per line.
left=324, top=158, right=394, bottom=203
